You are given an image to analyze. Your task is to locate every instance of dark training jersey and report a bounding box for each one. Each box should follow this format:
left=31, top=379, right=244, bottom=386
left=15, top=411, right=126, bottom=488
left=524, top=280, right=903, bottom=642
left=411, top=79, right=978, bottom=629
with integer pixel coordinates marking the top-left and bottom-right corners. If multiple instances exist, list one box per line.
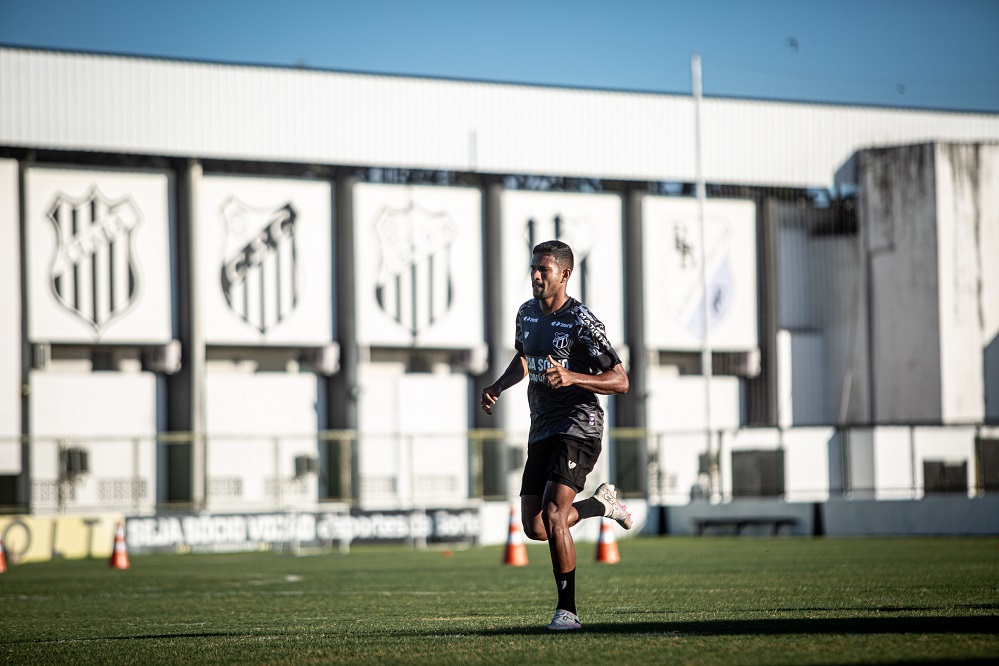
left=514, top=297, right=622, bottom=445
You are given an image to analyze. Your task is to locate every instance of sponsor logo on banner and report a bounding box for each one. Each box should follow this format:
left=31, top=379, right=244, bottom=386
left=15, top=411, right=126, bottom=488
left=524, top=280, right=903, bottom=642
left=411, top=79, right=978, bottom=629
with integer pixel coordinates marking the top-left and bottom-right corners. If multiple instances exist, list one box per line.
left=669, top=220, right=733, bottom=338
left=524, top=214, right=594, bottom=303
left=47, top=187, right=142, bottom=335
left=373, top=202, right=456, bottom=339
left=220, top=198, right=299, bottom=335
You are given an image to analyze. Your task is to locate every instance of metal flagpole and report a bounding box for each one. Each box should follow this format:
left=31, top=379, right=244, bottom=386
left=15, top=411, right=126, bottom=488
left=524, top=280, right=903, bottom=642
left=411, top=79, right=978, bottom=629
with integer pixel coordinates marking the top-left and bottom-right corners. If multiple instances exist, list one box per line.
left=691, top=53, right=719, bottom=502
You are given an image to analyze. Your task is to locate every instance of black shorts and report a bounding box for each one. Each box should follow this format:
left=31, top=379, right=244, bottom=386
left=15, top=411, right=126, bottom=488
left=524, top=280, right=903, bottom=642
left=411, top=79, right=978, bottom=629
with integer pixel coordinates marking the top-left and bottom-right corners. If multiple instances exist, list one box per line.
left=520, top=435, right=602, bottom=495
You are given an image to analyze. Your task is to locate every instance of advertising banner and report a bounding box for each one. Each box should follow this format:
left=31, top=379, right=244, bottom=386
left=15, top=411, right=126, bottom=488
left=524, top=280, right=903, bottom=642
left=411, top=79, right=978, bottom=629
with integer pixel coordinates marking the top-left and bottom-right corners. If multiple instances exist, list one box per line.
left=25, top=167, right=173, bottom=343
left=643, top=196, right=758, bottom=351
left=500, top=190, right=624, bottom=348
left=0, top=514, right=121, bottom=563
left=353, top=183, right=483, bottom=348
left=0, top=509, right=480, bottom=561
left=198, top=175, right=333, bottom=345
left=124, top=508, right=481, bottom=553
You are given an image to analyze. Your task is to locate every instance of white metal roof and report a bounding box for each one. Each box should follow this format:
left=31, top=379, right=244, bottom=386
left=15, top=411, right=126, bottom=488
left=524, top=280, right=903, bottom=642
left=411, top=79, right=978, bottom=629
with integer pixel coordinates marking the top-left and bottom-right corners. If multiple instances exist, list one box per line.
left=3, top=46, right=998, bottom=188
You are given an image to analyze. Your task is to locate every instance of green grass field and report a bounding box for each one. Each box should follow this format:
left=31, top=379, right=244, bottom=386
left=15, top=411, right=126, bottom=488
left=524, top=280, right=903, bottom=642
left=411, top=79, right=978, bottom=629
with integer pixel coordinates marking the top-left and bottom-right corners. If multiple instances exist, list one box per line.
left=1, top=537, right=997, bottom=665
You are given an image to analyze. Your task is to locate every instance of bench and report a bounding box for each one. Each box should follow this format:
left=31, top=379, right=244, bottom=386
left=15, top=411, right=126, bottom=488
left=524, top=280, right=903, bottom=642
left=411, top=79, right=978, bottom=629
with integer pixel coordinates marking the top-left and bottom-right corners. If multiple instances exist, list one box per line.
left=694, top=517, right=798, bottom=536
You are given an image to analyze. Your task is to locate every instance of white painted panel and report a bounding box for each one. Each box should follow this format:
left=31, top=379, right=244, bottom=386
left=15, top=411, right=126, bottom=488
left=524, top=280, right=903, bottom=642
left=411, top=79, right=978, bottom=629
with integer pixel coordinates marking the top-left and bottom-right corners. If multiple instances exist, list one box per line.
left=398, top=373, right=470, bottom=502
left=0, top=441, right=20, bottom=474
left=30, top=371, right=159, bottom=437
left=355, top=363, right=472, bottom=505
left=353, top=183, right=483, bottom=348
left=645, top=370, right=741, bottom=433
left=357, top=361, right=405, bottom=436
left=199, top=175, right=333, bottom=345
left=934, top=145, right=988, bottom=422
left=0, top=159, right=19, bottom=440
left=205, top=372, right=320, bottom=435
left=204, top=372, right=321, bottom=508
left=783, top=427, right=836, bottom=502
left=24, top=167, right=173, bottom=343
left=643, top=196, right=758, bottom=351
left=356, top=362, right=405, bottom=504
left=870, top=427, right=912, bottom=500
left=656, top=433, right=709, bottom=505
left=28, top=371, right=159, bottom=508
left=727, top=428, right=781, bottom=451
left=500, top=190, right=624, bottom=348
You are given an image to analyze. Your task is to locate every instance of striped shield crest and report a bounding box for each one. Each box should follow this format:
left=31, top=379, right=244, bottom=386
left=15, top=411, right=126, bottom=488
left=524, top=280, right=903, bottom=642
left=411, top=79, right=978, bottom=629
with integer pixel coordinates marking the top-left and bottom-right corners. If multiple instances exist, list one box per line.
left=374, top=203, right=456, bottom=339
left=220, top=197, right=299, bottom=335
left=47, top=187, right=142, bottom=335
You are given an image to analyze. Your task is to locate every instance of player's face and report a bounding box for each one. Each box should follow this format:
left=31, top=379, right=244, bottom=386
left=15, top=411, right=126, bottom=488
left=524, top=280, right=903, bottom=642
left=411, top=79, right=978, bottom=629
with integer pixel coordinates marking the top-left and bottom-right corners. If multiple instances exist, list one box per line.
left=530, top=253, right=565, bottom=300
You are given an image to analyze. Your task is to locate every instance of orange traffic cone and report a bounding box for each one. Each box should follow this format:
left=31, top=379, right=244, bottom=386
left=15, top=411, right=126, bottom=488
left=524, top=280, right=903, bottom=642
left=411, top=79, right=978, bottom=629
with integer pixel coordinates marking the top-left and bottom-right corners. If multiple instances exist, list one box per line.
left=503, top=505, right=529, bottom=566
left=595, top=518, right=620, bottom=564
left=0, top=534, right=7, bottom=573
left=110, top=521, right=130, bottom=570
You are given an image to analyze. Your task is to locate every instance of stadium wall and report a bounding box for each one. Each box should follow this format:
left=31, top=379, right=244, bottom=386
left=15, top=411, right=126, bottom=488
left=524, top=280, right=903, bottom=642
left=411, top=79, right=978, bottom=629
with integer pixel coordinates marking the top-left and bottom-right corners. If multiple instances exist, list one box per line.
left=1, top=147, right=994, bottom=517
left=835, top=142, right=999, bottom=425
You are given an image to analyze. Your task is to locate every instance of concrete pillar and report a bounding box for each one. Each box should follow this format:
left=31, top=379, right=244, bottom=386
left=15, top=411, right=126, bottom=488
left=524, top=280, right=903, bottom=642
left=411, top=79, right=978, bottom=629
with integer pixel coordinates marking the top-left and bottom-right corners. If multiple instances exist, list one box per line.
left=10, top=159, right=29, bottom=507
left=330, top=170, right=360, bottom=500
left=167, top=159, right=206, bottom=507
left=746, top=197, right=780, bottom=426
left=331, top=170, right=358, bottom=432
left=475, top=176, right=508, bottom=498
left=478, top=176, right=506, bottom=424
left=619, top=186, right=646, bottom=430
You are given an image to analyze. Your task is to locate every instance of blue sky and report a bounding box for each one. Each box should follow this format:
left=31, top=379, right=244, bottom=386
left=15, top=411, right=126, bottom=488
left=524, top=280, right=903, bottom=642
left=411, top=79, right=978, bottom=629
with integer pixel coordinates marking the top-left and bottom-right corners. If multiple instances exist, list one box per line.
left=1, top=0, right=997, bottom=112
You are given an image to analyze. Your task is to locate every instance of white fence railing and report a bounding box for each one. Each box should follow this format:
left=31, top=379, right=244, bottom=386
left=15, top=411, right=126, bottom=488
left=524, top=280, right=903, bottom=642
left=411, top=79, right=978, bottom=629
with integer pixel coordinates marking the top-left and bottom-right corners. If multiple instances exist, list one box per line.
left=1, top=424, right=996, bottom=515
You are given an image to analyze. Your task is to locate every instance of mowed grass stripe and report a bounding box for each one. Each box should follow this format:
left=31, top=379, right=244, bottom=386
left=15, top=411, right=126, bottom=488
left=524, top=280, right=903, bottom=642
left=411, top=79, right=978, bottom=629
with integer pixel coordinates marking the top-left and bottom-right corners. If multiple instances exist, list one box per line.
left=1, top=537, right=996, bottom=665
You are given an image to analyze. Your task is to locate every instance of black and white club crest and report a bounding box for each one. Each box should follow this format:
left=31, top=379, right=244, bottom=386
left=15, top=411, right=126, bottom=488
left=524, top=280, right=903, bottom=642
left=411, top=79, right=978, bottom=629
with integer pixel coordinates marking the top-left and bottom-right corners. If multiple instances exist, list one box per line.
left=374, top=202, right=456, bottom=339
left=220, top=197, right=299, bottom=335
left=667, top=219, right=733, bottom=338
left=47, top=186, right=142, bottom=336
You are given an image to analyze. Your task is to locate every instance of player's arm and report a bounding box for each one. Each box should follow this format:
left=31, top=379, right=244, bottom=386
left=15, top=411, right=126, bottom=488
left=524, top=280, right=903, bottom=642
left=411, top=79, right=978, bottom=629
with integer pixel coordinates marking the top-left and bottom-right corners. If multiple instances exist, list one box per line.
left=480, top=353, right=528, bottom=415
left=544, top=357, right=629, bottom=395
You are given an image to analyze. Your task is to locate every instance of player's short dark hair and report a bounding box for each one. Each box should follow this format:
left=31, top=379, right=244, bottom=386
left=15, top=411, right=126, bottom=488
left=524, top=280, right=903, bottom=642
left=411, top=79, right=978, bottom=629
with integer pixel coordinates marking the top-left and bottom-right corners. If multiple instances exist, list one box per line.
left=533, top=240, right=574, bottom=273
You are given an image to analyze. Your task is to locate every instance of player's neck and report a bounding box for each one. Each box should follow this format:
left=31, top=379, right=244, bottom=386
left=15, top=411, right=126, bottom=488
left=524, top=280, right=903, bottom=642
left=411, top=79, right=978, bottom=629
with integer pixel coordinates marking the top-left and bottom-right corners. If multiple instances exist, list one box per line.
left=538, top=292, right=569, bottom=316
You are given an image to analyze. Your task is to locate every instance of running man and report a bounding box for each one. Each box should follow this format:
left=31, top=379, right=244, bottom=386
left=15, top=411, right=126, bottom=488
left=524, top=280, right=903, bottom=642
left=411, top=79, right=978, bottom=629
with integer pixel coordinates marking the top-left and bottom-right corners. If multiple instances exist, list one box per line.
left=480, top=239, right=632, bottom=631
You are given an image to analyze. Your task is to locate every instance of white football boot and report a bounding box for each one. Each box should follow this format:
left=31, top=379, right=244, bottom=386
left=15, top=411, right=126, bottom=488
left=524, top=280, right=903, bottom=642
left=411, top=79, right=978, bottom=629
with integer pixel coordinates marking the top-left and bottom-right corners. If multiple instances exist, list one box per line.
left=592, top=482, right=633, bottom=530
left=547, top=609, right=582, bottom=631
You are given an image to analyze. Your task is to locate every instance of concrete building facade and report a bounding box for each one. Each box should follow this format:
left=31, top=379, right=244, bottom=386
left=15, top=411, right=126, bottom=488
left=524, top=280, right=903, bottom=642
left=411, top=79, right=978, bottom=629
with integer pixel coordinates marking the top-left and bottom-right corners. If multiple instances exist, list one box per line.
left=1, top=46, right=997, bottom=552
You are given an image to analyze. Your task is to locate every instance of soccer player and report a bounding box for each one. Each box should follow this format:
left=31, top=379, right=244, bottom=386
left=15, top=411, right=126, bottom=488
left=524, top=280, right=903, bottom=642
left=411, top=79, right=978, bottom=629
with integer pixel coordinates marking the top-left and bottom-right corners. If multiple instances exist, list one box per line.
left=480, top=239, right=632, bottom=631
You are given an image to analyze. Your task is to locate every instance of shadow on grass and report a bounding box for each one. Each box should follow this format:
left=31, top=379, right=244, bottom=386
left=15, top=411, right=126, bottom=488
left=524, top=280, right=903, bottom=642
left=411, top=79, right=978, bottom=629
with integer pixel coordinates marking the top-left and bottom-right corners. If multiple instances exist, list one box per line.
left=5, top=612, right=996, bottom=647
left=467, top=615, right=999, bottom=637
